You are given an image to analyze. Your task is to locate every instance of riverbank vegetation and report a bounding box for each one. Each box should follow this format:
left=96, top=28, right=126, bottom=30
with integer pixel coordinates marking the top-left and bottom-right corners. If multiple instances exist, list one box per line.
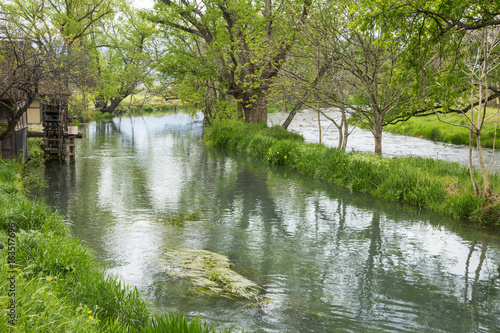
left=204, top=121, right=500, bottom=229
left=0, top=159, right=231, bottom=332
left=73, top=103, right=181, bottom=123
left=2, top=0, right=498, bottom=161
left=382, top=109, right=500, bottom=149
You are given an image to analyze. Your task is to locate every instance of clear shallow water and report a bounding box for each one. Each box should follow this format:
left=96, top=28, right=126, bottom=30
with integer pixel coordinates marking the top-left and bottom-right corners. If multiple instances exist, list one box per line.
left=36, top=113, right=500, bottom=332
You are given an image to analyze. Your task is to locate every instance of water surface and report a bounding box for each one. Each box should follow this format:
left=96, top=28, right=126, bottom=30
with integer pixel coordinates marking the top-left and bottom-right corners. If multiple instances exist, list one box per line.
left=37, top=113, right=500, bottom=332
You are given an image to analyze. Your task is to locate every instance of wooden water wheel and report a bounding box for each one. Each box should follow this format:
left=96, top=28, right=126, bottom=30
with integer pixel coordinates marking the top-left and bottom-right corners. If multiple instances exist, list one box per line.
left=42, top=98, right=69, bottom=162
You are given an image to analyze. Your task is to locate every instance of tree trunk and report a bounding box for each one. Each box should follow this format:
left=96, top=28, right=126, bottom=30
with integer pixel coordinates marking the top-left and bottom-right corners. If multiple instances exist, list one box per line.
left=282, top=100, right=304, bottom=129
left=94, top=95, right=108, bottom=111
left=476, top=132, right=493, bottom=197
left=469, top=128, right=481, bottom=196
left=341, top=111, right=349, bottom=150
left=317, top=107, right=322, bottom=145
left=242, top=92, right=268, bottom=123
left=337, top=124, right=343, bottom=150
left=0, top=94, right=35, bottom=141
left=372, top=113, right=383, bottom=154
left=103, top=98, right=122, bottom=114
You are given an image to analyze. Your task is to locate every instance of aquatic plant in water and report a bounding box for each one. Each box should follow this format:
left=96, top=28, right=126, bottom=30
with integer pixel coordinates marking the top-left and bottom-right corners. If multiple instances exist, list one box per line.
left=159, top=248, right=266, bottom=303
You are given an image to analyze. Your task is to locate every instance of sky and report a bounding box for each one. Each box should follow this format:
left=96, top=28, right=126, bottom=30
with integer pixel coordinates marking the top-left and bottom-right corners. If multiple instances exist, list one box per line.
left=132, top=0, right=155, bottom=9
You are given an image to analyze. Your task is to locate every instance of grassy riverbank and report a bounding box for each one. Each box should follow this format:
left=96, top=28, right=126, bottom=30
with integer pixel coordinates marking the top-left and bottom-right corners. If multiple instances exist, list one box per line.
left=74, top=104, right=179, bottom=124
left=382, top=110, right=499, bottom=148
left=0, top=159, right=230, bottom=332
left=204, top=120, right=500, bottom=229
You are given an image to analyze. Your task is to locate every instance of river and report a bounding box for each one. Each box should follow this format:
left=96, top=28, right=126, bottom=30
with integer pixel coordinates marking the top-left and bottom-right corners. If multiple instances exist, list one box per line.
left=36, top=113, right=500, bottom=332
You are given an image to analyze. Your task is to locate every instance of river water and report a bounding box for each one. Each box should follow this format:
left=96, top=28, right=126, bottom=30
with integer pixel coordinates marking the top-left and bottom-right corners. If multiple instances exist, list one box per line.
left=36, top=113, right=500, bottom=332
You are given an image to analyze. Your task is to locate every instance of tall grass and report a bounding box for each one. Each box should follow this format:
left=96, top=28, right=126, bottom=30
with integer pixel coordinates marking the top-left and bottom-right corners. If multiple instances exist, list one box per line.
left=383, top=111, right=500, bottom=148
left=130, top=312, right=231, bottom=333
left=0, top=158, right=231, bottom=332
left=204, top=120, right=500, bottom=228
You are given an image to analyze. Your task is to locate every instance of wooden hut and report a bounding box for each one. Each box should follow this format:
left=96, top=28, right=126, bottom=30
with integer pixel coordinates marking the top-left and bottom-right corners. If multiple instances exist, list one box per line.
left=0, top=104, right=29, bottom=160
left=0, top=37, right=79, bottom=162
left=0, top=38, right=33, bottom=160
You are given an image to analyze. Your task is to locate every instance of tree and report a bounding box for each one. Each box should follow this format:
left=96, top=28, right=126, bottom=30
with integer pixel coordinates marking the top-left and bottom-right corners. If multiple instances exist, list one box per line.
left=459, top=27, right=500, bottom=197
left=0, top=27, right=45, bottom=142
left=0, top=0, right=120, bottom=141
left=275, top=39, right=355, bottom=150
left=154, top=19, right=240, bottom=123
left=277, top=3, right=358, bottom=150
left=93, top=8, right=160, bottom=114
left=0, top=3, right=91, bottom=142
left=43, top=0, right=116, bottom=44
left=303, top=1, right=415, bottom=154
left=148, top=0, right=313, bottom=124
left=359, top=0, right=500, bottom=197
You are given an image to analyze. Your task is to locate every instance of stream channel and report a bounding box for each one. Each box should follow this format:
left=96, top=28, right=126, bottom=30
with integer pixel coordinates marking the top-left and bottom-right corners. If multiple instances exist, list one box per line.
left=35, top=112, right=500, bottom=332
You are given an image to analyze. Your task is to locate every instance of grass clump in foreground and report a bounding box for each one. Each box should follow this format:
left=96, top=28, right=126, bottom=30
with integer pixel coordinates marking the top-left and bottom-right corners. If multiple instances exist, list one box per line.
left=0, top=158, right=231, bottom=332
left=204, top=120, right=500, bottom=229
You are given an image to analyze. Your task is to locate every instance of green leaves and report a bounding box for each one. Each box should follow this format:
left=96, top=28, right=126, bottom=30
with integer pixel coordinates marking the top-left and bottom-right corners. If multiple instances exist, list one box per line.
left=150, top=0, right=314, bottom=123
left=92, top=6, right=160, bottom=112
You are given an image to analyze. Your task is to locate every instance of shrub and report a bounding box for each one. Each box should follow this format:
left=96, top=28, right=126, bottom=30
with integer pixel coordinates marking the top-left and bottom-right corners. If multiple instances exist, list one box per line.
left=430, top=128, right=442, bottom=141
left=142, top=105, right=154, bottom=113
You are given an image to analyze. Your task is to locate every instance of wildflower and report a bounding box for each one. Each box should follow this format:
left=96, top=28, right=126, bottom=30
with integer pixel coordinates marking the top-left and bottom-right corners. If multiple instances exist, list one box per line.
left=277, top=151, right=279, bottom=154
left=284, top=156, right=287, bottom=159
left=46, top=276, right=52, bottom=282
left=88, top=310, right=92, bottom=314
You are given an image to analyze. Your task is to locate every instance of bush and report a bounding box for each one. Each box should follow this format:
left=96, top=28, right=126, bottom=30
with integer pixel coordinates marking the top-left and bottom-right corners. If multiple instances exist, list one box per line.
left=142, top=105, right=154, bottom=113
left=430, top=128, right=442, bottom=141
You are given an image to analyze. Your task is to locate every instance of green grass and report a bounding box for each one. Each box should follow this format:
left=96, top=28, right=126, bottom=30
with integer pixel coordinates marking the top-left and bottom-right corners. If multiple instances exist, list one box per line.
left=267, top=103, right=296, bottom=114
left=131, top=312, right=230, bottom=333
left=204, top=120, right=500, bottom=229
left=0, top=158, right=231, bottom=332
left=73, top=104, right=180, bottom=124
left=74, top=108, right=115, bottom=123
left=28, top=137, right=44, bottom=157
left=383, top=110, right=500, bottom=148
left=123, top=104, right=181, bottom=117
